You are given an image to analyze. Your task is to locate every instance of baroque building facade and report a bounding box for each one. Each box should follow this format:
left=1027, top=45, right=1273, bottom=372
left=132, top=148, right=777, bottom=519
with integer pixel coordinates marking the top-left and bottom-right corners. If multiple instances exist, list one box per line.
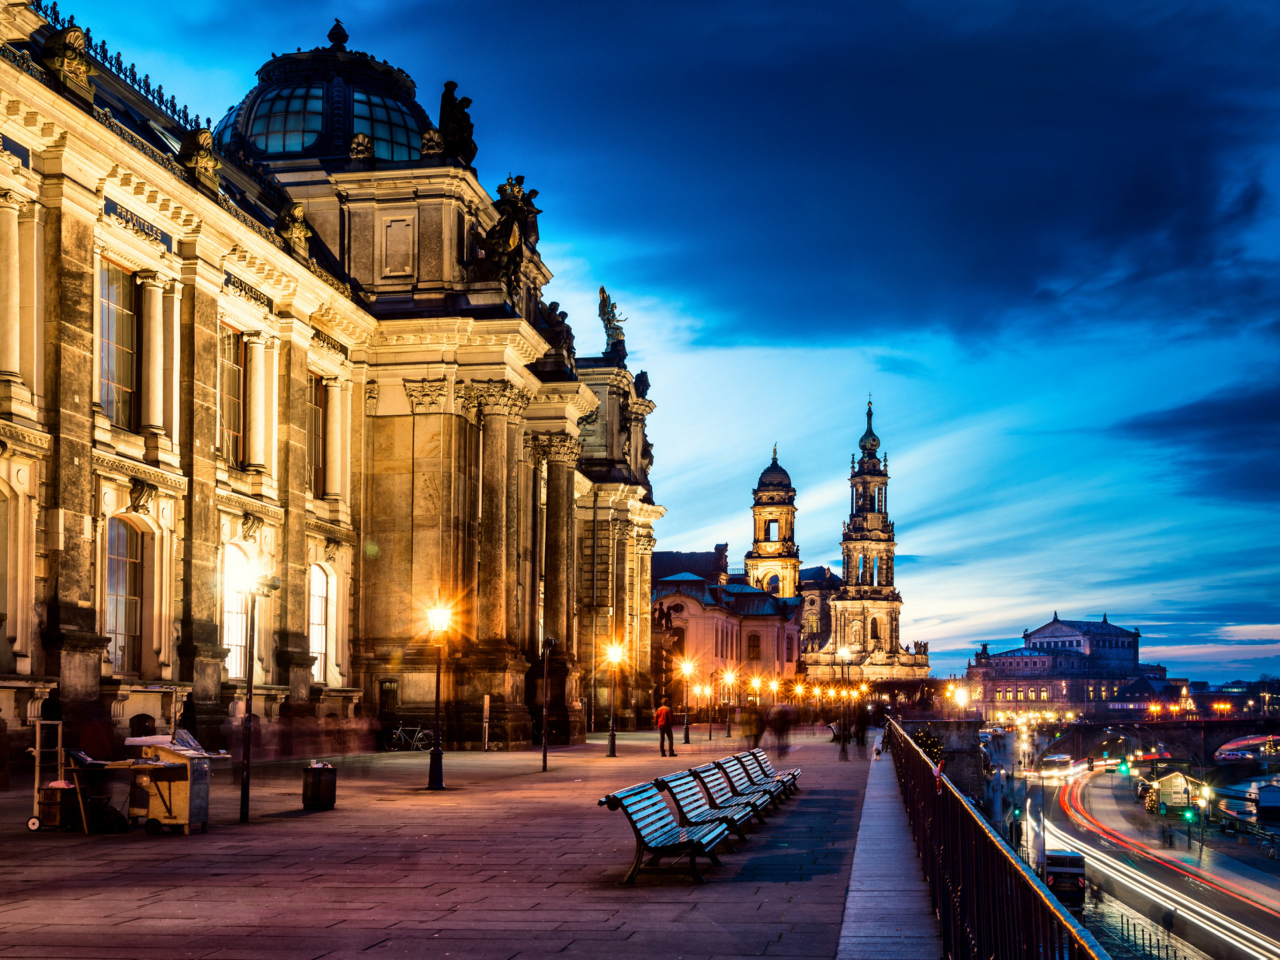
left=653, top=403, right=928, bottom=688
left=963, top=614, right=1163, bottom=721
left=0, top=7, right=660, bottom=756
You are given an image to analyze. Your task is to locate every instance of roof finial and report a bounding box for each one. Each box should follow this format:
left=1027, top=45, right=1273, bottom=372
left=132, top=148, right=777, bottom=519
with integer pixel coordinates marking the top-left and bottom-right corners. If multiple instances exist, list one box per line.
left=328, top=18, right=349, bottom=50
left=772, top=442, right=777, bottom=462
left=1053, top=610, right=1059, bottom=621
left=1102, top=612, right=1108, bottom=623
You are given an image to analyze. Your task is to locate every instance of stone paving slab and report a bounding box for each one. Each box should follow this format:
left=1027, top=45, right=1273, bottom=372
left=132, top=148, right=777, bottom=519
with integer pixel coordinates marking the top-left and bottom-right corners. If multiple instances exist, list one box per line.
left=0, top=730, right=872, bottom=960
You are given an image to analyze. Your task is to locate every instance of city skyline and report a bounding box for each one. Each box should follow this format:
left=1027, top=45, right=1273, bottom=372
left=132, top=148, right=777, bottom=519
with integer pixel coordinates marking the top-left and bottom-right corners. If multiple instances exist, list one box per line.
left=70, top=0, right=1280, bottom=683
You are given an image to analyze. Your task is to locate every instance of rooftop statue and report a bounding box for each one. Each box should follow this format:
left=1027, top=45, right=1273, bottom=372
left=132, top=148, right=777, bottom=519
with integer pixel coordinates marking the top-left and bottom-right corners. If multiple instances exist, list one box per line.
left=633, top=370, right=650, bottom=399
left=439, top=80, right=477, bottom=167
left=599, top=286, right=626, bottom=345
left=474, top=174, right=541, bottom=292
left=538, top=300, right=575, bottom=358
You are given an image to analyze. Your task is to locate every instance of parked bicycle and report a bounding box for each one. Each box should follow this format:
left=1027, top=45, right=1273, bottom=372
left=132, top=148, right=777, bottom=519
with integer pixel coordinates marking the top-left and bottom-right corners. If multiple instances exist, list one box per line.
left=385, top=722, right=434, bottom=751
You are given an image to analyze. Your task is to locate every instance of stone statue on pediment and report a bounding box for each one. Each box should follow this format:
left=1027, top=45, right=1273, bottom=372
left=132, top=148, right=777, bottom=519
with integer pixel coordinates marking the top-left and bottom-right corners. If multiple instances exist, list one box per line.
left=439, top=81, right=477, bottom=167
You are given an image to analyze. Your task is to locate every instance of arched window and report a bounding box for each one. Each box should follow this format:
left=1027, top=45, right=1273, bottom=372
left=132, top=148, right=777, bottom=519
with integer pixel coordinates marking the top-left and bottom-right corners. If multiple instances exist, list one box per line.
left=1041, top=686, right=1049, bottom=701
left=309, top=564, right=328, bottom=683
left=105, top=518, right=142, bottom=675
left=747, top=634, right=761, bottom=660
left=870, top=618, right=880, bottom=640
left=222, top=547, right=250, bottom=680
left=766, top=575, right=780, bottom=595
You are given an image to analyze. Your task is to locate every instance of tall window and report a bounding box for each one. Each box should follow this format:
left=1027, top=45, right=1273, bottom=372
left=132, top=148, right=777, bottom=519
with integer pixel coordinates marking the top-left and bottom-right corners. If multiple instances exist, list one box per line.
left=870, top=618, right=880, bottom=640
left=785, top=635, right=794, bottom=662
left=105, top=518, right=142, bottom=674
left=307, top=375, right=326, bottom=495
left=309, top=565, right=328, bottom=683
left=352, top=88, right=421, bottom=160
left=218, top=326, right=245, bottom=467
left=223, top=548, right=250, bottom=680
left=747, top=634, right=761, bottom=660
left=99, top=262, right=139, bottom=430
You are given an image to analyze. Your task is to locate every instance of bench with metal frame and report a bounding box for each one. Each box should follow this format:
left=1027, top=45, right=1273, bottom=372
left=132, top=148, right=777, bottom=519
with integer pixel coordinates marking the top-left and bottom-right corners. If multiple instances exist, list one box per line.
left=598, top=781, right=733, bottom=884
left=717, top=756, right=787, bottom=808
left=691, top=763, right=776, bottom=819
left=747, top=749, right=801, bottom=795
left=656, top=770, right=757, bottom=840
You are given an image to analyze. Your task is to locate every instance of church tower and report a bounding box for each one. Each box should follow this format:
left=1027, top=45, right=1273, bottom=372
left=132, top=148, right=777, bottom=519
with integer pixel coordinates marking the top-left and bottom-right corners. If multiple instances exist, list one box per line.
left=744, top=447, right=800, bottom=597
left=828, top=402, right=912, bottom=667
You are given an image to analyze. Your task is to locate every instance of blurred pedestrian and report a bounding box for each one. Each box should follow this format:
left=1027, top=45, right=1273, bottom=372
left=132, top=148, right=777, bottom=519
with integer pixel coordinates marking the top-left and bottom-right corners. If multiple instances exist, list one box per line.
left=656, top=698, right=676, bottom=757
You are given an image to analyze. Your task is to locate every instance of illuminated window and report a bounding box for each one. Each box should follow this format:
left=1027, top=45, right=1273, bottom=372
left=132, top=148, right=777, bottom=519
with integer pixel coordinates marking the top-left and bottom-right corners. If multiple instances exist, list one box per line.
left=309, top=565, right=328, bottom=683
left=1041, top=686, right=1049, bottom=701
left=352, top=89, right=420, bottom=161
left=99, top=262, right=139, bottom=430
left=307, top=375, right=326, bottom=495
left=1018, top=688, right=1025, bottom=701
left=218, top=326, right=245, bottom=466
left=249, top=84, right=324, bottom=153
left=105, top=518, right=142, bottom=674
left=223, top=547, right=250, bottom=680
left=995, top=690, right=1003, bottom=701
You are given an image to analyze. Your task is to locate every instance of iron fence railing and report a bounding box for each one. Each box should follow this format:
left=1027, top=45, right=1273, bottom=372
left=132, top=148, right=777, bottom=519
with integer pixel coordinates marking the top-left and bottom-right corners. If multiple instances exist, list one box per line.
left=885, top=720, right=1110, bottom=960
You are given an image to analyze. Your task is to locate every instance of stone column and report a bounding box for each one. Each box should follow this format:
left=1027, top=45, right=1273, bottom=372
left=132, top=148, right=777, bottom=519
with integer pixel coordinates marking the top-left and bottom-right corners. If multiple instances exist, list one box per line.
left=474, top=381, right=526, bottom=646
left=323, top=377, right=342, bottom=500
left=542, top=435, right=581, bottom=648
left=0, top=192, right=21, bottom=382
left=244, top=331, right=267, bottom=470
left=636, top=533, right=656, bottom=714
left=138, top=273, right=165, bottom=434
left=504, top=415, right=524, bottom=644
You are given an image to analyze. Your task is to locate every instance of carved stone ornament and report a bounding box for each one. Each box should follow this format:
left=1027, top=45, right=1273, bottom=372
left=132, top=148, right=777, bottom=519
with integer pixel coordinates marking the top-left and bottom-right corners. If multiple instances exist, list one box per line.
left=178, top=129, right=222, bottom=194
left=454, top=382, right=483, bottom=424
left=276, top=201, right=312, bottom=257
left=576, top=408, right=598, bottom=429
left=635, top=534, right=657, bottom=555
left=471, top=379, right=530, bottom=418
left=403, top=377, right=449, bottom=414
left=128, top=477, right=158, bottom=515
left=42, top=26, right=94, bottom=97
left=420, top=128, right=444, bottom=156
left=542, top=434, right=582, bottom=465
left=241, top=512, right=264, bottom=543
left=324, top=537, right=341, bottom=563
left=349, top=133, right=374, bottom=160
left=523, top=433, right=549, bottom=463
left=364, top=380, right=379, bottom=416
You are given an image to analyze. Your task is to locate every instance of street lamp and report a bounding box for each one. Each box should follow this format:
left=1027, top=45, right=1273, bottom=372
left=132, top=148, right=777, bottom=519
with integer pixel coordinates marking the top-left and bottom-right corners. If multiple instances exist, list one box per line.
left=541, top=635, right=558, bottom=773
left=680, top=659, right=695, bottom=744
left=606, top=643, right=625, bottom=757
left=769, top=679, right=780, bottom=706
left=426, top=606, right=452, bottom=790
left=233, top=564, right=281, bottom=825
left=837, top=647, right=853, bottom=761
left=723, top=670, right=737, bottom=737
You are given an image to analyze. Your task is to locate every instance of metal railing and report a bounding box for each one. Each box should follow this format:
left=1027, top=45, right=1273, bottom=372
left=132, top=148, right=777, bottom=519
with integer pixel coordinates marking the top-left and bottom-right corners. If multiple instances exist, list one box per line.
left=885, top=720, right=1110, bottom=960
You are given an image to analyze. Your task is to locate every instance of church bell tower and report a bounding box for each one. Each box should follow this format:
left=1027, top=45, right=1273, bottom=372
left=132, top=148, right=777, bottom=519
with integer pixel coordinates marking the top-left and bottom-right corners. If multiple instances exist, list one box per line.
left=744, top=447, right=800, bottom=596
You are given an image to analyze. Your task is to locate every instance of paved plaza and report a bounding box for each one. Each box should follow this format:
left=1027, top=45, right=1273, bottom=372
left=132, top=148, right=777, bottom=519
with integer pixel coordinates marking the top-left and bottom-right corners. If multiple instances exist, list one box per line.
left=0, top=729, right=913, bottom=960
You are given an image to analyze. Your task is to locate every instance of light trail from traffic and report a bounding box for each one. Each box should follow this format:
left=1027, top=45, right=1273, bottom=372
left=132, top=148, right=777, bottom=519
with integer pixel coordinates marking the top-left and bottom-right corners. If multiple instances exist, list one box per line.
left=1049, top=771, right=1280, bottom=960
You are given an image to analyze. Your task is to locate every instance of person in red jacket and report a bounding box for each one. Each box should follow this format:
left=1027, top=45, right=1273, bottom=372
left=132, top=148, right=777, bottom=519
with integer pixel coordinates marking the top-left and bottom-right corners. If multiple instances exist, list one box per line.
left=655, top=698, right=676, bottom=757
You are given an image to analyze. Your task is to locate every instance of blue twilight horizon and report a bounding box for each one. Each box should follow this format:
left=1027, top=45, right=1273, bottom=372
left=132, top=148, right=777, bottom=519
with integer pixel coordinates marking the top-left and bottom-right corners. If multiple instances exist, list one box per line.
left=75, top=0, right=1280, bottom=682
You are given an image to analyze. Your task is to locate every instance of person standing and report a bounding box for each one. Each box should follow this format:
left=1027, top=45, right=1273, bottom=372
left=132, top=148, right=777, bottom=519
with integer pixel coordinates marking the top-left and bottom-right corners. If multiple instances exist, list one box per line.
left=656, top=698, right=676, bottom=757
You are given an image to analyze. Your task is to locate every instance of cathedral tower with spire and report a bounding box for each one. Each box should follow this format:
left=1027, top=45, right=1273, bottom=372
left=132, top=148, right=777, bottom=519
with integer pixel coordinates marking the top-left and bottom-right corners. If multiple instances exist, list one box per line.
left=806, top=403, right=928, bottom=682
left=744, top=446, right=801, bottom=597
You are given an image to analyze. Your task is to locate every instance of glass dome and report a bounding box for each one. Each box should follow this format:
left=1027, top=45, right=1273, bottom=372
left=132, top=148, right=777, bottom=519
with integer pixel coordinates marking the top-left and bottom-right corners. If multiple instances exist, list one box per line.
left=212, top=29, right=433, bottom=165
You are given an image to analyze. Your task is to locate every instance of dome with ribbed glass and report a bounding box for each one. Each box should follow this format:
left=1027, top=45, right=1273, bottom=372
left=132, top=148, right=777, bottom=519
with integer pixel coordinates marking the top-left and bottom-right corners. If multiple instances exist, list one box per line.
left=213, top=20, right=433, bottom=164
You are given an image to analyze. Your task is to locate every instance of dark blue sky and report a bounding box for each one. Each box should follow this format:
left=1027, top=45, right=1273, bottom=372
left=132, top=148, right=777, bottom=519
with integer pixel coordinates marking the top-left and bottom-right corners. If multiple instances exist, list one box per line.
left=79, top=0, right=1280, bottom=680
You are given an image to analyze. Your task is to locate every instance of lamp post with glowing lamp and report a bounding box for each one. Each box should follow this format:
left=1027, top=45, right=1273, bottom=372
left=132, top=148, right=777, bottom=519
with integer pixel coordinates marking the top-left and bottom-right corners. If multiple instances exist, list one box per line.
left=836, top=647, right=853, bottom=761
left=606, top=643, right=624, bottom=757
left=234, top=564, right=281, bottom=825
left=426, top=606, right=452, bottom=790
left=723, top=670, right=737, bottom=737
left=680, top=659, right=695, bottom=744
left=769, top=678, right=780, bottom=707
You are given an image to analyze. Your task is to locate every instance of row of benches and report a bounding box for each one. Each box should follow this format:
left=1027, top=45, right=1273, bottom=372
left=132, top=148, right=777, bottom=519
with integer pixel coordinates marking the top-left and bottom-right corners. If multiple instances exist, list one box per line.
left=597, top=748, right=802, bottom=884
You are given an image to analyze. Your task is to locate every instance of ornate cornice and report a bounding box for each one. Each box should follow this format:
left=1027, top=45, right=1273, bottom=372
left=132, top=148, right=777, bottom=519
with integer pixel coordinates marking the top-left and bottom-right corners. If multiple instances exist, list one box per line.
left=306, top=517, right=357, bottom=544
left=91, top=450, right=187, bottom=494
left=215, top=489, right=283, bottom=523
left=0, top=420, right=52, bottom=453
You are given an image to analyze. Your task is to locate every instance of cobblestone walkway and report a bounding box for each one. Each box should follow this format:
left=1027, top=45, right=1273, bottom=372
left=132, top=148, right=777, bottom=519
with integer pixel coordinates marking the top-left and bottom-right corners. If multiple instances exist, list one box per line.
left=0, top=730, right=871, bottom=960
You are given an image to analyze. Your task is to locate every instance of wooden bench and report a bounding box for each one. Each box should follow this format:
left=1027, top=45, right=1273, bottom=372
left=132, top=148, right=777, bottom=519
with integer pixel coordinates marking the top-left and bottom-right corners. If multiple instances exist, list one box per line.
left=692, top=763, right=775, bottom=819
left=656, top=770, right=756, bottom=840
left=717, top=756, right=787, bottom=808
left=747, top=749, right=801, bottom=794
left=598, top=782, right=732, bottom=884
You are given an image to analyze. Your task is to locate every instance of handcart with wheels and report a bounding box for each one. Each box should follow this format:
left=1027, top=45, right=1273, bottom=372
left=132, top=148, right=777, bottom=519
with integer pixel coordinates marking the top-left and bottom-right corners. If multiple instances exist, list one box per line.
left=25, top=720, right=75, bottom=831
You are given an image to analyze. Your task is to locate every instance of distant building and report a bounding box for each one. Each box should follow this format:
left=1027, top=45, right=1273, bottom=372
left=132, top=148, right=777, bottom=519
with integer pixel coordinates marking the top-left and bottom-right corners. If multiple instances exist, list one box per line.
left=964, top=613, right=1161, bottom=720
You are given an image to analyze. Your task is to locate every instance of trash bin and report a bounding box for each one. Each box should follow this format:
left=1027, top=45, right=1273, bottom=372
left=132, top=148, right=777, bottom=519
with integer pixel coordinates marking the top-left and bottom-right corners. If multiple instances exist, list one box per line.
left=303, top=762, right=336, bottom=810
